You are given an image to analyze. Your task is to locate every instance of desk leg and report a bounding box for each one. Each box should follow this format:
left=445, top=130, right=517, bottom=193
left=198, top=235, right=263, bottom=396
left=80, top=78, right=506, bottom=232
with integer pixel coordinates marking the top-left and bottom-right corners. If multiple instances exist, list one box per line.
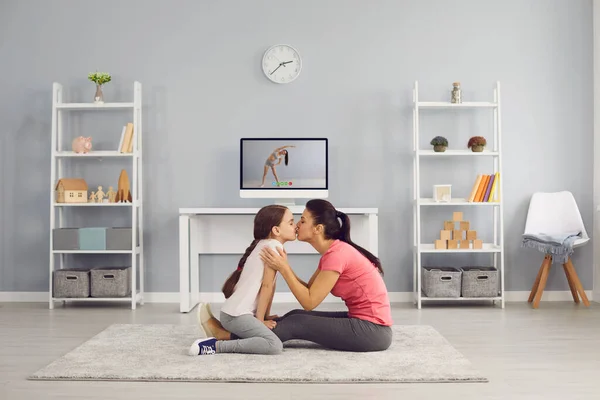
left=368, top=213, right=378, bottom=257
left=179, top=215, right=192, bottom=313
left=190, top=217, right=200, bottom=309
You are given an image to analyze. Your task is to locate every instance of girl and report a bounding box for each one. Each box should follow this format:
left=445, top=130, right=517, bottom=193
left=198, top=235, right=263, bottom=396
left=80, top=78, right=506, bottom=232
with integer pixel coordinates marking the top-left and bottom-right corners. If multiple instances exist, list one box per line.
left=260, top=145, right=295, bottom=187
left=189, top=204, right=297, bottom=356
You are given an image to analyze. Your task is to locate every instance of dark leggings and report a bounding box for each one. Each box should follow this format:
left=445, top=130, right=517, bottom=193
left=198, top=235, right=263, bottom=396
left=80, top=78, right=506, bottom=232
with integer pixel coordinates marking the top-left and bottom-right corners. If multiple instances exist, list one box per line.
left=233, top=309, right=392, bottom=352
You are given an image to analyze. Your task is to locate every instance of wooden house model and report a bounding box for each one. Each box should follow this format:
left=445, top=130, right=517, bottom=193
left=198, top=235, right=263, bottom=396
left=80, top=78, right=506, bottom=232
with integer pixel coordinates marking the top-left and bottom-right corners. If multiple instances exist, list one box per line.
left=55, top=178, right=88, bottom=203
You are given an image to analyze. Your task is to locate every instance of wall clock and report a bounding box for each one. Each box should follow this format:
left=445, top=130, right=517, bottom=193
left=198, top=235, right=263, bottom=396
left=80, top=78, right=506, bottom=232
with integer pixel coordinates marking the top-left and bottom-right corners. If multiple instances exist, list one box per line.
left=262, top=44, right=302, bottom=84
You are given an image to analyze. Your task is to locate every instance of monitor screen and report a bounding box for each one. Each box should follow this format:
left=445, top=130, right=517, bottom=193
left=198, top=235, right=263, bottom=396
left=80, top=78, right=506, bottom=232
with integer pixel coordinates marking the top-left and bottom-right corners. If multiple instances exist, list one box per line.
left=240, top=138, right=328, bottom=190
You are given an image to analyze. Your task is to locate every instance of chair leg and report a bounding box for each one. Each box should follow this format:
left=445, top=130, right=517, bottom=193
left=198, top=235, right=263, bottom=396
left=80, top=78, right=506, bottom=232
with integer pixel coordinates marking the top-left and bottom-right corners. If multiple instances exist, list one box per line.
left=532, top=255, right=552, bottom=308
left=528, top=256, right=547, bottom=303
left=562, top=261, right=580, bottom=304
left=564, top=258, right=590, bottom=307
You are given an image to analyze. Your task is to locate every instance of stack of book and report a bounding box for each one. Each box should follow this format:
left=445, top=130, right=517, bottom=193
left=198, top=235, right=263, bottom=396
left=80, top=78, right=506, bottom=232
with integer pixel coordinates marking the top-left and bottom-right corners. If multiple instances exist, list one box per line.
left=117, top=123, right=135, bottom=153
left=467, top=173, right=499, bottom=202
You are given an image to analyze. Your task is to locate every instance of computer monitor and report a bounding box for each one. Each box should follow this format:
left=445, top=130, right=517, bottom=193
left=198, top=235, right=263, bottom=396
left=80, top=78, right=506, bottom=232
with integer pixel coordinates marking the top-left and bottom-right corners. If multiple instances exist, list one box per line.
left=240, top=138, right=328, bottom=205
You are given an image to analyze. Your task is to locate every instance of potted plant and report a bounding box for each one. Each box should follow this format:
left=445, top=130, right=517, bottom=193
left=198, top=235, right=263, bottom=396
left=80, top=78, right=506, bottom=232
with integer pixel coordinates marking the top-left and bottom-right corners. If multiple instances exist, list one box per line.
left=88, top=72, right=112, bottom=104
left=467, top=136, right=487, bottom=152
left=430, top=136, right=448, bottom=152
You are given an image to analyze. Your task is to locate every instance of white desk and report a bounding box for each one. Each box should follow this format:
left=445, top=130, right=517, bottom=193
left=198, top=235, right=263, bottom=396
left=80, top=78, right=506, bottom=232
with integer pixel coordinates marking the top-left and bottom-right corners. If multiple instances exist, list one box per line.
left=179, top=207, right=378, bottom=313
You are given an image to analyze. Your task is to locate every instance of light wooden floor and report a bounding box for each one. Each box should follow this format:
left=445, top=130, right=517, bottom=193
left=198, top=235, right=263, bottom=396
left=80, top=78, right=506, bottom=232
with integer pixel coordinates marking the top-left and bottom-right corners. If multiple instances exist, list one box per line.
left=1, top=301, right=598, bottom=400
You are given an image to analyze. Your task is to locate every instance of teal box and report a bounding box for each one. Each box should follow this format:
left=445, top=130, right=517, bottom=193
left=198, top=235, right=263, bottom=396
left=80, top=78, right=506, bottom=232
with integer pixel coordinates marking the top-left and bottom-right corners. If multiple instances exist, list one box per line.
left=78, top=228, right=107, bottom=250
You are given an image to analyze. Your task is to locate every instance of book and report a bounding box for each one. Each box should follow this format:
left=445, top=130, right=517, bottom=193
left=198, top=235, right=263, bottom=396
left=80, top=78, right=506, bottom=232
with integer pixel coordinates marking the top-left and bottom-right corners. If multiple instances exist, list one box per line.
left=120, top=123, right=134, bottom=153
left=468, top=174, right=482, bottom=202
left=127, top=125, right=135, bottom=153
left=483, top=174, right=495, bottom=202
left=475, top=174, right=489, bottom=202
left=488, top=172, right=500, bottom=202
left=117, top=126, right=126, bottom=152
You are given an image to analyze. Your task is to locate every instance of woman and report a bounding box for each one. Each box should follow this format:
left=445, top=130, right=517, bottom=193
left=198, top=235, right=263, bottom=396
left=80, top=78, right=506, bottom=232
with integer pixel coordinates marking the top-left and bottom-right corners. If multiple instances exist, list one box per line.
left=260, top=145, right=295, bottom=187
left=199, top=199, right=393, bottom=352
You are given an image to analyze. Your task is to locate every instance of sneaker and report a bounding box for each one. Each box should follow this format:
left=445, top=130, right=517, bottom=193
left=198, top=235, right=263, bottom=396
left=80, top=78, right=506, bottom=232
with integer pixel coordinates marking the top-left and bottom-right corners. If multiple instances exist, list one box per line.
left=197, top=302, right=215, bottom=337
left=188, top=337, right=217, bottom=356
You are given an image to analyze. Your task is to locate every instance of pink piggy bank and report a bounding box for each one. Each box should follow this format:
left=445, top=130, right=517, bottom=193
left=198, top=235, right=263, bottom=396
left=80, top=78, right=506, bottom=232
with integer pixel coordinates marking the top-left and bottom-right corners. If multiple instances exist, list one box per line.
left=72, top=136, right=92, bottom=153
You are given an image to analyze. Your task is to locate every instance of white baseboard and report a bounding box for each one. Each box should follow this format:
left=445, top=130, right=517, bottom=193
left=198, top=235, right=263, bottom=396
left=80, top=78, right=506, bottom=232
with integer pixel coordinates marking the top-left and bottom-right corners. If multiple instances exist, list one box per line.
left=504, top=290, right=593, bottom=302
left=0, top=291, right=593, bottom=303
left=0, top=292, right=49, bottom=302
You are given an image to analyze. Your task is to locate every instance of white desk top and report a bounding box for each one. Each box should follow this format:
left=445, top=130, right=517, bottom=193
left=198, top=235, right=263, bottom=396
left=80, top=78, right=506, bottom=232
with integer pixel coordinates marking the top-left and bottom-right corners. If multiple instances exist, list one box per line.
left=179, top=207, right=378, bottom=215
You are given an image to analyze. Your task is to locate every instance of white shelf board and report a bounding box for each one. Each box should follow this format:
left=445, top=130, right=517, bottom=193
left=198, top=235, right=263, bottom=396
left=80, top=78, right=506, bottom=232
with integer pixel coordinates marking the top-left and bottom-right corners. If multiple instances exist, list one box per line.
left=419, top=243, right=501, bottom=253
left=417, top=101, right=497, bottom=109
left=418, top=149, right=499, bottom=156
left=420, top=296, right=502, bottom=302
left=52, top=291, right=142, bottom=303
left=55, top=102, right=134, bottom=110
left=52, top=247, right=141, bottom=254
left=54, top=151, right=133, bottom=157
left=53, top=202, right=134, bottom=207
left=419, top=198, right=500, bottom=206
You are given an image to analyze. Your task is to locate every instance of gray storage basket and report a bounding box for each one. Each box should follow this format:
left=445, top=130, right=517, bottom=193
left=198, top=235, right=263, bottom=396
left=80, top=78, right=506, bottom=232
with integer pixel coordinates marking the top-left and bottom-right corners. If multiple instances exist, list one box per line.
left=91, top=266, right=131, bottom=297
left=422, top=267, right=462, bottom=298
left=460, top=266, right=499, bottom=297
left=53, top=268, right=90, bottom=298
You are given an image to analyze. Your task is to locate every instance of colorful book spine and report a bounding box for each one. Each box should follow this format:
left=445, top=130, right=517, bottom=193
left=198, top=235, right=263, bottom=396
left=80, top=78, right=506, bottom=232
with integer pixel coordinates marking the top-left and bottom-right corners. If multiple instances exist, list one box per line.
left=475, top=175, right=489, bottom=202
left=483, top=174, right=495, bottom=202
left=468, top=174, right=482, bottom=202
left=488, top=172, right=500, bottom=202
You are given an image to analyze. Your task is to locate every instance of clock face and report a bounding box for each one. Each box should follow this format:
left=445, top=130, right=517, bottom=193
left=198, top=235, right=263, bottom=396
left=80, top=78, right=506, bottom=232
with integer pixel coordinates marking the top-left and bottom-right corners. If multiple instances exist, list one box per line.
left=262, top=44, right=302, bottom=84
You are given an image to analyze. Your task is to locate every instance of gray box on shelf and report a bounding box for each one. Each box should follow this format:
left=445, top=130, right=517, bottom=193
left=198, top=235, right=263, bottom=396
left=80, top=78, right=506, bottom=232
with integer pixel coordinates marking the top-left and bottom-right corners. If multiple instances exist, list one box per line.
left=422, top=267, right=462, bottom=298
left=91, top=266, right=131, bottom=297
left=53, top=268, right=90, bottom=298
left=460, top=266, right=499, bottom=297
left=105, top=228, right=135, bottom=250
left=52, top=228, right=79, bottom=250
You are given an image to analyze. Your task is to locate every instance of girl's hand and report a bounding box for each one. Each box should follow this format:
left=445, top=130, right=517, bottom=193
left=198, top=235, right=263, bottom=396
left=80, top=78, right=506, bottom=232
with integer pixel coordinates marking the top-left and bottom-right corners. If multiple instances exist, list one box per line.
left=262, top=320, right=277, bottom=329
left=260, top=247, right=290, bottom=272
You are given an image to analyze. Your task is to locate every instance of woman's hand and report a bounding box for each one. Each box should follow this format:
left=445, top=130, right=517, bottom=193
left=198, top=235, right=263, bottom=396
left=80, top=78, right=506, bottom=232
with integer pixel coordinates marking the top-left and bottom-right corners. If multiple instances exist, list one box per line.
left=262, top=320, right=277, bottom=329
left=265, top=314, right=279, bottom=320
left=260, top=246, right=290, bottom=273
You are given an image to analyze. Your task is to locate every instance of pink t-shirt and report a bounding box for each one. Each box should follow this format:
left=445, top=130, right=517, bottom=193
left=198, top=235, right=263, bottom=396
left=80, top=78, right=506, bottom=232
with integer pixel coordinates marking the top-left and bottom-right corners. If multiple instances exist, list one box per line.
left=318, top=240, right=393, bottom=326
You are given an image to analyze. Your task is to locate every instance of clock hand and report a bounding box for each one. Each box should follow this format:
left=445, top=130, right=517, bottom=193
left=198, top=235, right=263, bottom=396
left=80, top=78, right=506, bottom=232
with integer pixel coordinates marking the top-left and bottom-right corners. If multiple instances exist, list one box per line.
left=270, top=64, right=282, bottom=75
left=282, top=61, right=293, bottom=65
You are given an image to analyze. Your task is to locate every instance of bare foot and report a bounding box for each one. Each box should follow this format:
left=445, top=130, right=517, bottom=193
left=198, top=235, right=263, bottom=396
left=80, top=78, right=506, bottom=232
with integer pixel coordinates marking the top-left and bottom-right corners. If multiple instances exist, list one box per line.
left=207, top=317, right=231, bottom=340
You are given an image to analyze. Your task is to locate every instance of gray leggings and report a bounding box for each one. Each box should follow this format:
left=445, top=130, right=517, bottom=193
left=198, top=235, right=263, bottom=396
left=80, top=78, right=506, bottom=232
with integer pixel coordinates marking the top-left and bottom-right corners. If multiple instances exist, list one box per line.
left=231, top=309, right=393, bottom=352
left=217, top=311, right=283, bottom=355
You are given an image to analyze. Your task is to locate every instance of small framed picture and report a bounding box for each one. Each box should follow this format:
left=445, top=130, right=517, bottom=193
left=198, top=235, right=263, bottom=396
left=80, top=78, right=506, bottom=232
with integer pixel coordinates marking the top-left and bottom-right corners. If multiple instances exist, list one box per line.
left=433, top=184, right=452, bottom=202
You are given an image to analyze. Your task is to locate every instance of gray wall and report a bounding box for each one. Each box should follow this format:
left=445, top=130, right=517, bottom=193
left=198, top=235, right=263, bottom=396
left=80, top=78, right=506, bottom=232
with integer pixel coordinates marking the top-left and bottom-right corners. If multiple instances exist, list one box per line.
left=0, top=0, right=593, bottom=295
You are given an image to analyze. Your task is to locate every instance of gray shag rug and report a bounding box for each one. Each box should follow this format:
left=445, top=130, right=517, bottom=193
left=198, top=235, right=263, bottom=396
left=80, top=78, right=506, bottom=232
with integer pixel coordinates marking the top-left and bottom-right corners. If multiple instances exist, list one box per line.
left=29, top=324, right=487, bottom=383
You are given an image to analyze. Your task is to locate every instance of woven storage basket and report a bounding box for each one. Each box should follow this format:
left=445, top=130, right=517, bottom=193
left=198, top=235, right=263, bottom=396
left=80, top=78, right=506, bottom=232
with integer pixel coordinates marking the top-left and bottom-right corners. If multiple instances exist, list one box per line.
left=422, top=267, right=462, bottom=298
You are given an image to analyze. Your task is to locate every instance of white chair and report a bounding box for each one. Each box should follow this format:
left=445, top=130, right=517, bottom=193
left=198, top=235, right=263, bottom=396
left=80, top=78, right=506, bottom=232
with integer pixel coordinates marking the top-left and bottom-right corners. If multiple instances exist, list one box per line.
left=523, top=191, right=590, bottom=308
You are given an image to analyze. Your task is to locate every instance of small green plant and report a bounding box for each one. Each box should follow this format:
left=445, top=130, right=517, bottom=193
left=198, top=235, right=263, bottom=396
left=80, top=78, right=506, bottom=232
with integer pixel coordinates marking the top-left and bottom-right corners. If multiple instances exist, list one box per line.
left=88, top=72, right=112, bottom=86
left=430, top=136, right=448, bottom=147
left=467, top=136, right=487, bottom=148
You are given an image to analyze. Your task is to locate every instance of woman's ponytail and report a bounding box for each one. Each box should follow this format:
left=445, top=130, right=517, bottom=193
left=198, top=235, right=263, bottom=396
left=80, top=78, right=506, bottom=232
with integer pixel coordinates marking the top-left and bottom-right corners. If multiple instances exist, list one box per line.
left=336, top=211, right=383, bottom=275
left=306, top=199, right=384, bottom=276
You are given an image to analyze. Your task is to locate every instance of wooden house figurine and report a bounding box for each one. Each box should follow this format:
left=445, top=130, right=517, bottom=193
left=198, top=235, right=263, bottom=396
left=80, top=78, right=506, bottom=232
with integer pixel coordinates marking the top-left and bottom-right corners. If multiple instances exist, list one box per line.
left=55, top=178, right=88, bottom=203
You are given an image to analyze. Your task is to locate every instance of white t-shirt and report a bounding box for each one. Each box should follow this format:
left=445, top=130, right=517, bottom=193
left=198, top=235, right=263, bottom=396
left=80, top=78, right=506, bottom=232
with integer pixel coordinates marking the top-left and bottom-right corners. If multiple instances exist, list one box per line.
left=221, top=239, right=283, bottom=317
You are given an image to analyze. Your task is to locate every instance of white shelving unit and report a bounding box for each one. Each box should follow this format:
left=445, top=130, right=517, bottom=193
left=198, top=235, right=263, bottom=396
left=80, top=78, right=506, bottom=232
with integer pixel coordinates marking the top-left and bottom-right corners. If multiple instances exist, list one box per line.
left=412, top=81, right=505, bottom=309
left=49, top=81, right=144, bottom=310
